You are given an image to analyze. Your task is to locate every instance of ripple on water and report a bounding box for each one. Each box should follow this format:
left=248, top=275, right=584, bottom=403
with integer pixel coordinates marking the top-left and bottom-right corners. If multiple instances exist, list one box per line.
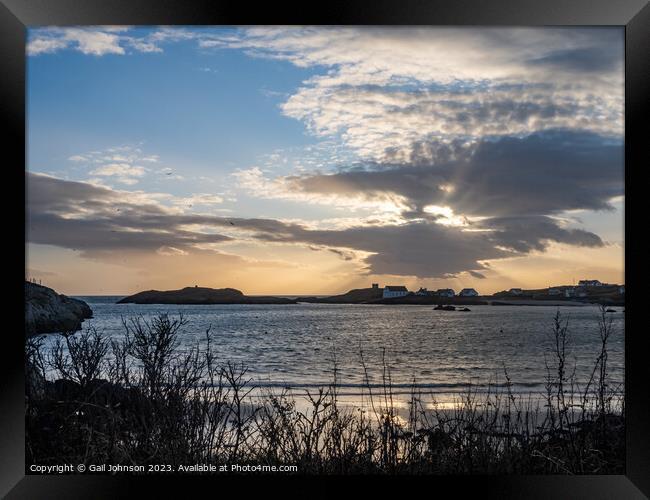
left=56, top=301, right=624, bottom=396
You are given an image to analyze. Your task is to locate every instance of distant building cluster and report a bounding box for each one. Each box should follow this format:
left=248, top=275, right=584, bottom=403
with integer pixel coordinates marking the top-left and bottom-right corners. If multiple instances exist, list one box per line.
left=379, top=285, right=480, bottom=299
left=578, top=279, right=603, bottom=287
left=374, top=278, right=623, bottom=300
left=382, top=286, right=409, bottom=298
left=505, top=278, right=624, bottom=299
left=548, top=279, right=610, bottom=298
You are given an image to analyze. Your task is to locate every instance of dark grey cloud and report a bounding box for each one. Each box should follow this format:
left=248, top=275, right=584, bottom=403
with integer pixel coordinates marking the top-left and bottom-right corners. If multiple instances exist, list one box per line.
left=288, top=130, right=623, bottom=218
left=27, top=171, right=606, bottom=279
left=246, top=220, right=509, bottom=278
left=391, top=94, right=582, bottom=129
left=528, top=47, right=622, bottom=73
left=27, top=174, right=233, bottom=258
left=243, top=215, right=603, bottom=277
left=28, top=212, right=232, bottom=257
left=479, top=216, right=604, bottom=253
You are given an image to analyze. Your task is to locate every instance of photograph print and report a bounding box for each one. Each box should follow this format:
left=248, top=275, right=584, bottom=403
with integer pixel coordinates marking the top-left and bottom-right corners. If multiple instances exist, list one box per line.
left=25, top=26, right=625, bottom=475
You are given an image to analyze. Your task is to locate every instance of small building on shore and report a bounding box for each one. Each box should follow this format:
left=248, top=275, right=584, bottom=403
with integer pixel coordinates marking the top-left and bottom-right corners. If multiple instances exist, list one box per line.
left=459, top=288, right=479, bottom=297
left=383, top=285, right=409, bottom=299
left=548, top=287, right=562, bottom=295
left=435, top=288, right=456, bottom=298
left=578, top=279, right=602, bottom=287
left=415, top=287, right=429, bottom=296
left=508, top=288, right=523, bottom=295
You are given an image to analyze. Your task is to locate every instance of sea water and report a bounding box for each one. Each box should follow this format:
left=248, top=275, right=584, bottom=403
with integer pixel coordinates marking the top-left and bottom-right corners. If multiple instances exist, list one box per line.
left=41, top=298, right=624, bottom=407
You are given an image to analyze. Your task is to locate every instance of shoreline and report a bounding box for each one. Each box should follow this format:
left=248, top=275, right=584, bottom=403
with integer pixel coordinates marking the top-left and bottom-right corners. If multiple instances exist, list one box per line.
left=76, top=296, right=623, bottom=308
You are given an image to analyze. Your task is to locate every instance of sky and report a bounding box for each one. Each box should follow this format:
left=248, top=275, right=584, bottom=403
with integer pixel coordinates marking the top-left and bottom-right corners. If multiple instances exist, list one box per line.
left=26, top=26, right=624, bottom=296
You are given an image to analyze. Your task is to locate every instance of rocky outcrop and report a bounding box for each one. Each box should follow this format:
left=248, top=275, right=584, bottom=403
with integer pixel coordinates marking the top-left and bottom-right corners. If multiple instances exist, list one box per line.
left=25, top=282, right=93, bottom=336
left=117, top=286, right=297, bottom=305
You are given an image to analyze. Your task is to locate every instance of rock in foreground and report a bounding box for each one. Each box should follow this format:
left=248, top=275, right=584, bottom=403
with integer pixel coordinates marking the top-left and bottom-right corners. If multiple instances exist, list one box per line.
left=25, top=282, right=93, bottom=335
left=117, top=286, right=296, bottom=305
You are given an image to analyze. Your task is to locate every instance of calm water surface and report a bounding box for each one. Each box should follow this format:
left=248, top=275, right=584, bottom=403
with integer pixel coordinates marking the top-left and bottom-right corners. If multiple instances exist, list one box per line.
left=46, top=298, right=624, bottom=403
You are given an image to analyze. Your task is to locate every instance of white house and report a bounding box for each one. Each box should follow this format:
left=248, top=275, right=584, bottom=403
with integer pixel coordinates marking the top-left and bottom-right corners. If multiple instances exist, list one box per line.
left=415, top=287, right=429, bottom=296
left=435, top=288, right=455, bottom=298
left=383, top=286, right=409, bottom=299
left=459, top=288, right=479, bottom=297
left=578, top=279, right=602, bottom=287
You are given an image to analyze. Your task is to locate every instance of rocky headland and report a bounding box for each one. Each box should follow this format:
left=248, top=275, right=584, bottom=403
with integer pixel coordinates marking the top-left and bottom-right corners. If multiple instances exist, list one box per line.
left=117, top=286, right=297, bottom=305
left=25, top=281, right=93, bottom=335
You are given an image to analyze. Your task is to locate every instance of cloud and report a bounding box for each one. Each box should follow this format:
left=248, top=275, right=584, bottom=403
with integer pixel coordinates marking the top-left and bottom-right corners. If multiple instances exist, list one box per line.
left=27, top=37, right=68, bottom=55
left=282, top=130, right=623, bottom=218
left=27, top=173, right=607, bottom=279
left=28, top=27, right=164, bottom=56
left=28, top=28, right=131, bottom=56
left=156, top=246, right=188, bottom=256
left=27, top=26, right=208, bottom=57
left=528, top=46, right=622, bottom=73
left=196, top=27, right=623, bottom=162
left=233, top=166, right=409, bottom=214
left=27, top=173, right=231, bottom=258
left=64, top=28, right=125, bottom=56
left=280, top=83, right=622, bottom=163
left=89, top=163, right=147, bottom=185
left=29, top=26, right=623, bottom=163
left=171, top=193, right=225, bottom=207
left=251, top=220, right=510, bottom=278
left=68, top=155, right=89, bottom=162
left=479, top=216, right=604, bottom=253
left=26, top=27, right=623, bottom=280
left=65, top=145, right=170, bottom=186
left=238, top=215, right=604, bottom=277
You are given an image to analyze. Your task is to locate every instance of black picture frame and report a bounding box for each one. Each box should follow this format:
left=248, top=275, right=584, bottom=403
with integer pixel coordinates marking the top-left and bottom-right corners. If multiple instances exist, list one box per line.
left=3, top=0, right=648, bottom=497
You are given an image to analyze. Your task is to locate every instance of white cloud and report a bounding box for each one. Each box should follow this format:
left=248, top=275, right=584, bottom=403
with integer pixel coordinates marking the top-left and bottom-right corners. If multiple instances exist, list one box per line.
left=68, top=145, right=164, bottom=186
left=199, top=27, right=623, bottom=162
left=90, top=163, right=146, bottom=177
left=232, top=166, right=408, bottom=215
left=27, top=37, right=68, bottom=55
left=28, top=26, right=204, bottom=57
left=60, top=28, right=125, bottom=56
left=29, top=27, right=623, bottom=162
left=125, top=38, right=163, bottom=53
left=156, top=245, right=188, bottom=256
left=172, top=193, right=225, bottom=207
left=68, top=155, right=88, bottom=162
